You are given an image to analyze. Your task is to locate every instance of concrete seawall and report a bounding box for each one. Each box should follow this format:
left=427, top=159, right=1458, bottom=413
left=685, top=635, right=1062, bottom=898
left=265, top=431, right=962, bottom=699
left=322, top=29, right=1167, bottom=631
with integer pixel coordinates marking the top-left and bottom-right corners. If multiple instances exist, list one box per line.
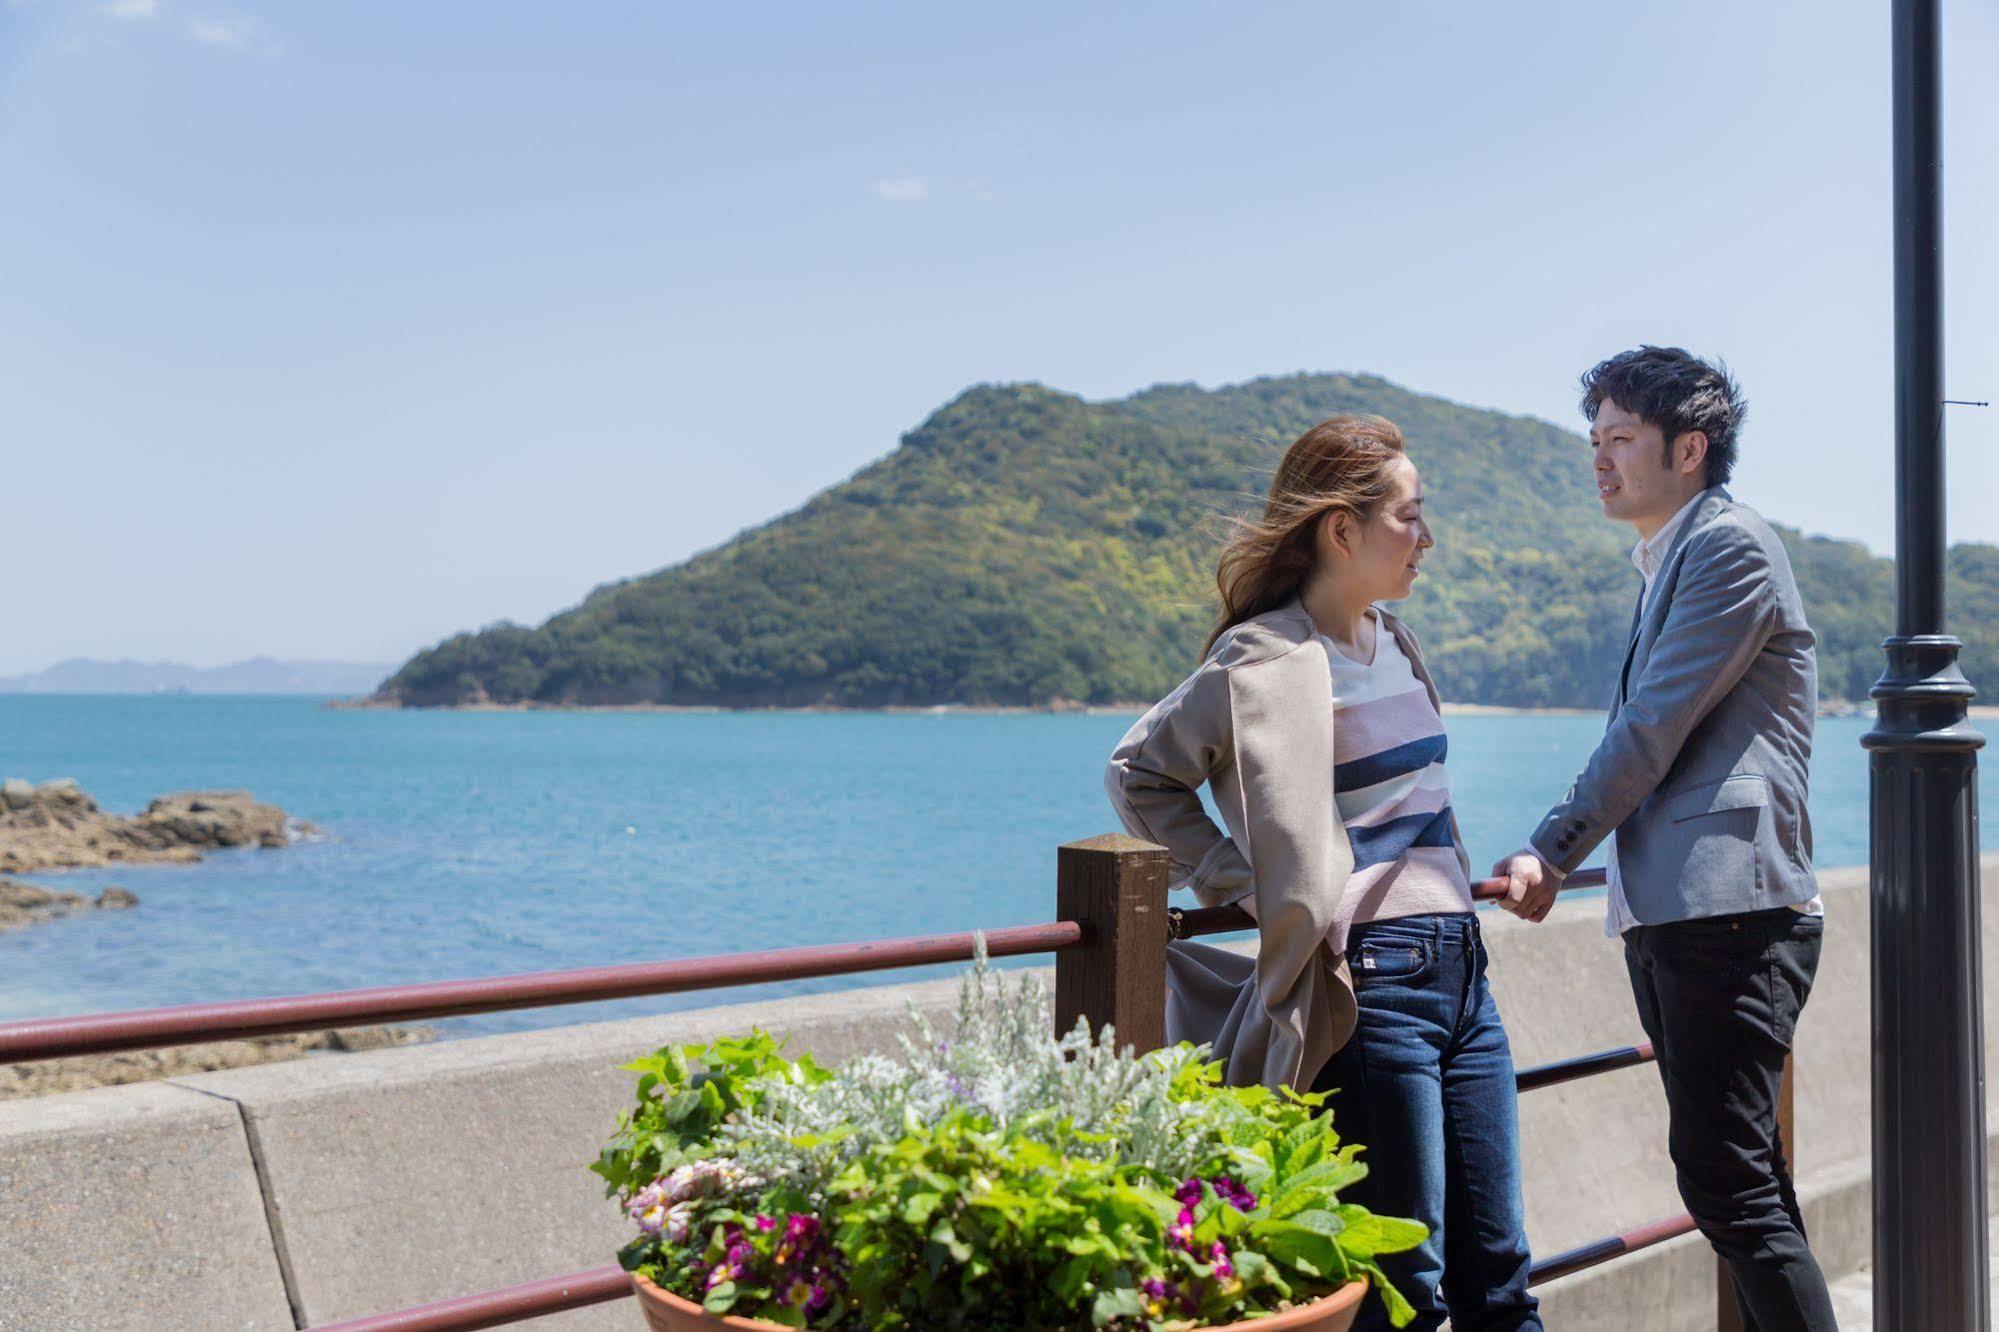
left=4, top=854, right=1996, bottom=1330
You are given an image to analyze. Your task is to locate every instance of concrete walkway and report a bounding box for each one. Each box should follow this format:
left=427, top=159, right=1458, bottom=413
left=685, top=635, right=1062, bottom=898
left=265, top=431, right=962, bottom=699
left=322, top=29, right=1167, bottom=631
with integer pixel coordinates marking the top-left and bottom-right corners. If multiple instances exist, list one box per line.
left=1826, top=1241, right=1999, bottom=1329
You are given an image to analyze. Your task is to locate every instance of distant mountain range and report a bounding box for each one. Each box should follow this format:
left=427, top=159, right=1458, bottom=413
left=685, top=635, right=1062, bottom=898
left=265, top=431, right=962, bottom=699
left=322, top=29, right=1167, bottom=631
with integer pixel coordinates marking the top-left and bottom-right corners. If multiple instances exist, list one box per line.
left=0, top=658, right=394, bottom=695
left=376, top=372, right=1999, bottom=710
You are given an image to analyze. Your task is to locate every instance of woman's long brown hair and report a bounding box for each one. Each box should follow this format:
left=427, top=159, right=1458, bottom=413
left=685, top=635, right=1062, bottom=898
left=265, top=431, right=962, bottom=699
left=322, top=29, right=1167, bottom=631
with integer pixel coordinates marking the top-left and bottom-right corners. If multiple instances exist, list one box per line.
left=1201, top=414, right=1408, bottom=658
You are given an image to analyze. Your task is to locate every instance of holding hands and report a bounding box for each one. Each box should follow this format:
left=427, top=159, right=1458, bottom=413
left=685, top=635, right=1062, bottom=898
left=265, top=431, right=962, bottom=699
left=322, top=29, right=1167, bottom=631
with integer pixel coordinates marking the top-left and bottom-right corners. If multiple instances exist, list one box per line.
left=1493, top=848, right=1564, bottom=924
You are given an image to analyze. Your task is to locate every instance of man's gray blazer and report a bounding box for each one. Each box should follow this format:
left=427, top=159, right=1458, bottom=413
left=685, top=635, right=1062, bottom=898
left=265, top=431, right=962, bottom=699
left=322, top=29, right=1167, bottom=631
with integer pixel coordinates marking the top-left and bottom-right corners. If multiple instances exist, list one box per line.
left=1530, top=487, right=1820, bottom=923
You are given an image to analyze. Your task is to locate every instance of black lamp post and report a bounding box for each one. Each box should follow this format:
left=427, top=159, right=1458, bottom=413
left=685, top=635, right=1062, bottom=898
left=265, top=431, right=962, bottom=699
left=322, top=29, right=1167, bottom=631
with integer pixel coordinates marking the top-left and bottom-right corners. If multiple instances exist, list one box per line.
left=1864, top=0, right=1989, bottom=1326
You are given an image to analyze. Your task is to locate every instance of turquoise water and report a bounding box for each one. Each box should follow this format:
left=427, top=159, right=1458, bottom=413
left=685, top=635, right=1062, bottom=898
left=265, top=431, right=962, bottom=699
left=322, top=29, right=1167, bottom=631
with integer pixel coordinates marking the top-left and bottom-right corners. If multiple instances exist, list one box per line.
left=0, top=696, right=1939, bottom=1037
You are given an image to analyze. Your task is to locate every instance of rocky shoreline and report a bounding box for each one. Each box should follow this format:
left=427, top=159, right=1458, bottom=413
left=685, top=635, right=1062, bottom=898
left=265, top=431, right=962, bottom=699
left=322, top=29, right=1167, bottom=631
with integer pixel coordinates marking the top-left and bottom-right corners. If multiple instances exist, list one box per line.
left=0, top=777, right=315, bottom=877
left=0, top=1025, right=434, bottom=1101
left=0, top=779, right=437, bottom=1101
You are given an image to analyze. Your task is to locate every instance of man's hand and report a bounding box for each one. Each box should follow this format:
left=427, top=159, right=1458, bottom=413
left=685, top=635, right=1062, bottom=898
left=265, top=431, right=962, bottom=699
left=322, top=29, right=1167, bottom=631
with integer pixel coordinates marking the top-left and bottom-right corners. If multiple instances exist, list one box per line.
left=1493, top=848, right=1565, bottom=924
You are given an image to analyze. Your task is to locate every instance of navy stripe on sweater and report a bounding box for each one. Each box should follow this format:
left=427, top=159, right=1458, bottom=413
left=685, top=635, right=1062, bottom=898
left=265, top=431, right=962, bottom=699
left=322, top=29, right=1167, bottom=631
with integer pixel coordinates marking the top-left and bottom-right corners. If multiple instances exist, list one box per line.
left=1333, top=732, right=1448, bottom=793
left=1348, top=808, right=1459, bottom=870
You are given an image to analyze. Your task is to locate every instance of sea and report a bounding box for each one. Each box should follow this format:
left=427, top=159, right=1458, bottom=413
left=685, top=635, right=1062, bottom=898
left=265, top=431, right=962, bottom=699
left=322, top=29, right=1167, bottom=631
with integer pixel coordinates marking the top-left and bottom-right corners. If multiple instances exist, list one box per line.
left=0, top=696, right=1971, bottom=1040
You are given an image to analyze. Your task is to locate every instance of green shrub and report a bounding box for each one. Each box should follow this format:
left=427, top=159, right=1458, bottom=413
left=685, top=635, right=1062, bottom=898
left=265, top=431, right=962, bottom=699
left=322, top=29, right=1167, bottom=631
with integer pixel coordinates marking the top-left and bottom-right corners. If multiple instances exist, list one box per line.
left=594, top=948, right=1424, bottom=1329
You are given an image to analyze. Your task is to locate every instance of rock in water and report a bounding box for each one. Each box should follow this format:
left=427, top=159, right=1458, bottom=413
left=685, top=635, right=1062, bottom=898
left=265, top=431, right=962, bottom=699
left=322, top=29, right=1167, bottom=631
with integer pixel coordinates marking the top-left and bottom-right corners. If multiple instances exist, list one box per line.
left=0, top=877, right=139, bottom=933
left=0, top=780, right=317, bottom=875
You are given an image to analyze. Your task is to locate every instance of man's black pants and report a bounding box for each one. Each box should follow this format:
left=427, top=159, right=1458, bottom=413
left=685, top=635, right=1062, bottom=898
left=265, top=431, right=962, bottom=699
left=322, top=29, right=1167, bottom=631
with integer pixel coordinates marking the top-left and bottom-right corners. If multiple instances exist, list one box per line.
left=1624, top=908, right=1836, bottom=1332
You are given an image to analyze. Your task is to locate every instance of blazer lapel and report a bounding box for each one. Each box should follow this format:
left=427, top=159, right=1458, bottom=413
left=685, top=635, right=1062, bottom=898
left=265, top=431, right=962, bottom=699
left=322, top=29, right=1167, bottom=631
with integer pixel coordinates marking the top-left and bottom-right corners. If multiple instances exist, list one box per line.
left=1615, top=589, right=1645, bottom=710
left=1615, top=487, right=1732, bottom=709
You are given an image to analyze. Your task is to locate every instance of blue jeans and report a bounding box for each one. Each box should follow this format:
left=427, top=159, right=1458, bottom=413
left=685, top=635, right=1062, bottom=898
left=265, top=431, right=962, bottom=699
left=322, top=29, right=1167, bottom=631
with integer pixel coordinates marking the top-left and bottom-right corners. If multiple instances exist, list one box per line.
left=1311, top=913, right=1541, bottom=1332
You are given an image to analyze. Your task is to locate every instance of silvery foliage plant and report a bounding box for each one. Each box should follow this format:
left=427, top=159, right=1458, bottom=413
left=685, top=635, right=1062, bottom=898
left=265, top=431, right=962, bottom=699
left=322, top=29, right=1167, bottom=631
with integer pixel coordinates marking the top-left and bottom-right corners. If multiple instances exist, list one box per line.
left=717, top=938, right=1239, bottom=1193
left=597, top=937, right=1432, bottom=1328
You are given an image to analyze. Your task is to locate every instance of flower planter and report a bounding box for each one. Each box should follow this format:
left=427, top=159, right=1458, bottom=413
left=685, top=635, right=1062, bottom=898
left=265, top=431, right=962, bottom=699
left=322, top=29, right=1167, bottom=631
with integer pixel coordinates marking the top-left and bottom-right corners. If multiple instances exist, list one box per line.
left=631, top=1272, right=1369, bottom=1331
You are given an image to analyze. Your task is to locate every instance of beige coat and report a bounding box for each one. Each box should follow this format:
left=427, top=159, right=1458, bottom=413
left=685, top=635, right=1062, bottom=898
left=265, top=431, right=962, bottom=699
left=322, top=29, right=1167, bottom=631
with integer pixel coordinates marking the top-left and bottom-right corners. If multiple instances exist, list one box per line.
left=1103, top=599, right=1469, bottom=1092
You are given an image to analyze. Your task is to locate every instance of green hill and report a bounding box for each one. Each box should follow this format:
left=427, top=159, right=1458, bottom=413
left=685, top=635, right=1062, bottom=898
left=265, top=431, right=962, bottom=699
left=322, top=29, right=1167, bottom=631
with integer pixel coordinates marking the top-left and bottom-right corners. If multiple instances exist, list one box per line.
left=378, top=373, right=1997, bottom=710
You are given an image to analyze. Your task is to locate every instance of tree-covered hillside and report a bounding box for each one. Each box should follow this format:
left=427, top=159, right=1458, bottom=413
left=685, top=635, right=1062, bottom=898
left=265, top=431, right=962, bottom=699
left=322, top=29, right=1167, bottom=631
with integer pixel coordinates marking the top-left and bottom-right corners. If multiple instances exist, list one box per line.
left=378, top=374, right=1996, bottom=709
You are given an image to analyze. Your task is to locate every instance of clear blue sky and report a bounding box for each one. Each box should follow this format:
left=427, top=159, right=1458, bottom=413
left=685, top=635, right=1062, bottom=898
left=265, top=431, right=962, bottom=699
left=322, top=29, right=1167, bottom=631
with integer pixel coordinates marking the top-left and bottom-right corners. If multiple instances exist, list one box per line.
left=1, top=0, right=1993, bottom=675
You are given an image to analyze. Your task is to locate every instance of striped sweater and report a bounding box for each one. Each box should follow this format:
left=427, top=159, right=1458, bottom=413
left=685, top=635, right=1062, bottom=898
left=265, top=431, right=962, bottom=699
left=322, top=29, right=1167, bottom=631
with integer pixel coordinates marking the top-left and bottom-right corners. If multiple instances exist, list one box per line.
left=1324, top=611, right=1475, bottom=951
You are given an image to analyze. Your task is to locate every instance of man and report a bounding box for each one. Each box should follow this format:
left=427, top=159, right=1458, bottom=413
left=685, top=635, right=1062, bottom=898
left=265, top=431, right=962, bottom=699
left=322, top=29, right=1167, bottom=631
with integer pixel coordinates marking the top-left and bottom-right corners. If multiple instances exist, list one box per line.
left=1497, top=346, right=1833, bottom=1330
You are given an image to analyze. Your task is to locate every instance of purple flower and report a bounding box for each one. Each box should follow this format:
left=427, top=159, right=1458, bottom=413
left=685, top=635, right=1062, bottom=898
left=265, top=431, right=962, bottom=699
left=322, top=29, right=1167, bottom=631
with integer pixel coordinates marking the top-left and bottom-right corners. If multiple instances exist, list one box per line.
left=1174, top=1177, right=1204, bottom=1208
left=1141, top=1276, right=1196, bottom=1316
left=1166, top=1205, right=1196, bottom=1251
left=781, top=1274, right=836, bottom=1315
left=1213, top=1176, right=1258, bottom=1211
left=775, top=1212, right=821, bottom=1265
left=1210, top=1240, right=1235, bottom=1279
left=753, top=1214, right=776, bottom=1232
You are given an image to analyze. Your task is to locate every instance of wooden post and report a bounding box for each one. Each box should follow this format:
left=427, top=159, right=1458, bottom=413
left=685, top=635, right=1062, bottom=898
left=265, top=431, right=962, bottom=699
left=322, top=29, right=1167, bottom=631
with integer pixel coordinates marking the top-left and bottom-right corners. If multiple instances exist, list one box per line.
left=1054, top=834, right=1170, bottom=1055
left=1718, top=1054, right=1796, bottom=1331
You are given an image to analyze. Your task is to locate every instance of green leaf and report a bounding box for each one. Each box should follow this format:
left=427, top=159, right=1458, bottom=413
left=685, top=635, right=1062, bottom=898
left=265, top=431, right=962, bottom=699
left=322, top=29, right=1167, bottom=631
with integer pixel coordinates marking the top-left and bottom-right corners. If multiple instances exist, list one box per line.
left=1091, top=1284, right=1145, bottom=1325
left=928, top=1219, right=972, bottom=1263
left=1283, top=1208, right=1348, bottom=1239
left=1267, top=1156, right=1368, bottom=1217
left=1255, top=1218, right=1343, bottom=1275
left=1371, top=1266, right=1420, bottom=1328
left=900, top=1190, right=944, bottom=1224
left=1334, top=1205, right=1429, bottom=1257
left=615, top=1235, right=653, bottom=1272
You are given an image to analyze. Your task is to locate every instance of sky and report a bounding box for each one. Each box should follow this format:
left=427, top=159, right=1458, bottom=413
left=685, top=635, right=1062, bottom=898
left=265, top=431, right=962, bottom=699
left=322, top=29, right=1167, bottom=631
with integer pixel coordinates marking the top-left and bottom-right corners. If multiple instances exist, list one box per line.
left=1, top=0, right=1994, bottom=676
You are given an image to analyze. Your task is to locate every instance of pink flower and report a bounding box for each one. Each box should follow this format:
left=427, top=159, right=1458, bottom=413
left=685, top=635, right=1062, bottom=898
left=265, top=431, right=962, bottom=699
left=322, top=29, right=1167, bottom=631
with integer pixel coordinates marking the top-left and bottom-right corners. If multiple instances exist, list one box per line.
left=627, top=1180, right=671, bottom=1235
left=1213, top=1176, right=1258, bottom=1211
left=1210, top=1240, right=1235, bottom=1279
left=775, top=1212, right=821, bottom=1265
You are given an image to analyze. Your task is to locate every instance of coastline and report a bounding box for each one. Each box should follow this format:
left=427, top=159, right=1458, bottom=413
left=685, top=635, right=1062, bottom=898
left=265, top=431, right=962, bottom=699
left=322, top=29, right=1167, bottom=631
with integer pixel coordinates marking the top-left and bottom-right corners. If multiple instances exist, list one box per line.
left=331, top=697, right=1614, bottom=718
left=324, top=697, right=1990, bottom=719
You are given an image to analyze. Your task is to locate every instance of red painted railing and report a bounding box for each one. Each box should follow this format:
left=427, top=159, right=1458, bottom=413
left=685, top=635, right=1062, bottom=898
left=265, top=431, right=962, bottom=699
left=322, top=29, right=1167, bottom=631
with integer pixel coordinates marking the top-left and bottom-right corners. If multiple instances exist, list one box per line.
left=0, top=922, right=1087, bottom=1063
left=1, top=846, right=1734, bottom=1330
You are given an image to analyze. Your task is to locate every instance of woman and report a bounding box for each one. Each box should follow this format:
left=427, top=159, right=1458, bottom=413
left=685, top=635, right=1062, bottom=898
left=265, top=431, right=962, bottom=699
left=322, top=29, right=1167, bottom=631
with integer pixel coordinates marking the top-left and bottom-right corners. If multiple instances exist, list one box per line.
left=1104, top=414, right=1539, bottom=1332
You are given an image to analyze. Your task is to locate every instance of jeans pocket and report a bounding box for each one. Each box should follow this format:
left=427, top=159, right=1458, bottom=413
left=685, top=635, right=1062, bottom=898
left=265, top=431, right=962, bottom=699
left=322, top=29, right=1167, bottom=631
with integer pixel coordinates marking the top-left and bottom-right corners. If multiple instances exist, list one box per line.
left=1353, top=936, right=1433, bottom=982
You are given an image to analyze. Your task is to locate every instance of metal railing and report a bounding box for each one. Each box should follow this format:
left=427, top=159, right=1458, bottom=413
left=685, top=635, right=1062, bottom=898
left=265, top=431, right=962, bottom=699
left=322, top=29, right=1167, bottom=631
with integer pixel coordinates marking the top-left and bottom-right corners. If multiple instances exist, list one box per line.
left=0, top=921, right=1086, bottom=1062
left=0, top=837, right=1767, bottom=1329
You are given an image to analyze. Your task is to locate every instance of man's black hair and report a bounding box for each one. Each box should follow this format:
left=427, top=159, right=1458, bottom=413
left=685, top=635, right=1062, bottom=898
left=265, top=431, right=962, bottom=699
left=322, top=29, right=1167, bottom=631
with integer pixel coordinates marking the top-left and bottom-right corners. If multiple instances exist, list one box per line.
left=1579, top=346, right=1746, bottom=487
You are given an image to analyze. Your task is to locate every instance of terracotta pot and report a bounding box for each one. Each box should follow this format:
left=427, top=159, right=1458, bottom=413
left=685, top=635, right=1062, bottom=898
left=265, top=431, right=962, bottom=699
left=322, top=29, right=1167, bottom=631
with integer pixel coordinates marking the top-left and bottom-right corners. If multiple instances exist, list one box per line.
left=630, top=1272, right=1368, bottom=1331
